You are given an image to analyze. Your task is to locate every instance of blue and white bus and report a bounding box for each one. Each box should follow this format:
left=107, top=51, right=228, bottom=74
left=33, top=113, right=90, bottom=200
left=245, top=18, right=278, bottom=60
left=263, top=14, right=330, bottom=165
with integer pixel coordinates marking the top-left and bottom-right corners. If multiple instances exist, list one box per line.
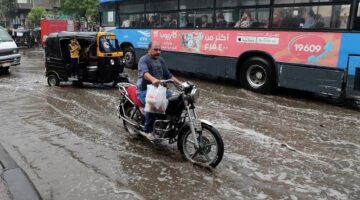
left=99, top=0, right=360, bottom=100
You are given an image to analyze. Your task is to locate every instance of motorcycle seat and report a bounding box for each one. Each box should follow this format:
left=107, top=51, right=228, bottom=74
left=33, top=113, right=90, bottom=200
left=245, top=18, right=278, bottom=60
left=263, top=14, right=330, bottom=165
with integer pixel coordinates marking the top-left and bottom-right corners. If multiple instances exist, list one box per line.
left=126, top=85, right=144, bottom=107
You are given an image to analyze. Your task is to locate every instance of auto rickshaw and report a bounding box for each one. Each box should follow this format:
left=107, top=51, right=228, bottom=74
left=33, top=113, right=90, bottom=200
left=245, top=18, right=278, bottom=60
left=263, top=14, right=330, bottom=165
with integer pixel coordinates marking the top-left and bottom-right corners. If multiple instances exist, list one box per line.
left=11, top=28, right=34, bottom=48
left=45, top=31, right=128, bottom=86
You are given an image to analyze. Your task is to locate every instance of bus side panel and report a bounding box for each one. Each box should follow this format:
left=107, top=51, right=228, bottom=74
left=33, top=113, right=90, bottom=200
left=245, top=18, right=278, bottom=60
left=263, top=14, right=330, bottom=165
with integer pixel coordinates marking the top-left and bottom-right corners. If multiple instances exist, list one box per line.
left=277, top=64, right=344, bottom=97
left=112, top=29, right=150, bottom=49
left=163, top=51, right=237, bottom=79
left=134, top=49, right=237, bottom=79
left=135, top=48, right=147, bottom=64
left=346, top=56, right=360, bottom=99
left=337, top=33, right=360, bottom=99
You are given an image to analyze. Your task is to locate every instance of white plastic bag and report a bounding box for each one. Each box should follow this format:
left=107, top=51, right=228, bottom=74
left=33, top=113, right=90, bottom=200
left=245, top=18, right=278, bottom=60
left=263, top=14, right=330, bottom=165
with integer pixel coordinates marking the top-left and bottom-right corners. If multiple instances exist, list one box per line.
left=145, top=84, right=168, bottom=114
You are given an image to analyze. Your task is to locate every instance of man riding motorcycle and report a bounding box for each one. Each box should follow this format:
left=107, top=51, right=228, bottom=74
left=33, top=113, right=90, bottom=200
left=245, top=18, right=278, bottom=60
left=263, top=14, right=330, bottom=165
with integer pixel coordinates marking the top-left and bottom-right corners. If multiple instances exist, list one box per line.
left=136, top=41, right=182, bottom=140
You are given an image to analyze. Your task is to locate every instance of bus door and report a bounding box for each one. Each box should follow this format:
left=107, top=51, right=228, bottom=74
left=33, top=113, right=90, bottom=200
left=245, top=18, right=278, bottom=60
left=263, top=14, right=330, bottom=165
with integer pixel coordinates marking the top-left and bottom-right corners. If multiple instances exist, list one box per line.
left=346, top=55, right=360, bottom=98
left=345, top=1, right=360, bottom=98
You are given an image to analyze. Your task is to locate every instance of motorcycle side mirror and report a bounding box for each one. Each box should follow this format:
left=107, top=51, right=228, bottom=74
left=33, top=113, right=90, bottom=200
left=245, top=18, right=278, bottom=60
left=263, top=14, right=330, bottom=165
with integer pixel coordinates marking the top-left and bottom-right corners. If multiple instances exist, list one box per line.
left=181, top=82, right=190, bottom=88
left=182, top=81, right=194, bottom=93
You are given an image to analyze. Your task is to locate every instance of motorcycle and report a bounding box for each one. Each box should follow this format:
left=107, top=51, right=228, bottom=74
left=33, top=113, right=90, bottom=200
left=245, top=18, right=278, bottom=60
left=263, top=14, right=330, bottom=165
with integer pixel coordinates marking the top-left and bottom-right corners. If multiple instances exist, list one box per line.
left=117, top=80, right=224, bottom=168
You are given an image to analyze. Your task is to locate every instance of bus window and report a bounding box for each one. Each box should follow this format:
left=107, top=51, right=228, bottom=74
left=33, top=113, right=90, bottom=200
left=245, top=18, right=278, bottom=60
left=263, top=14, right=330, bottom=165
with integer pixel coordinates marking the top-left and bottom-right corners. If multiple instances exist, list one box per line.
left=339, top=5, right=350, bottom=29
left=146, top=13, right=177, bottom=28
left=146, top=0, right=177, bottom=12
left=216, top=0, right=269, bottom=7
left=120, top=14, right=144, bottom=28
left=145, top=14, right=160, bottom=27
left=159, top=13, right=178, bottom=28
left=274, top=0, right=349, bottom=4
left=215, top=8, right=269, bottom=29
left=275, top=4, right=350, bottom=29
left=355, top=1, right=360, bottom=30
left=118, top=0, right=144, bottom=14
left=180, top=0, right=214, bottom=9
left=101, top=11, right=115, bottom=27
left=179, top=11, right=213, bottom=28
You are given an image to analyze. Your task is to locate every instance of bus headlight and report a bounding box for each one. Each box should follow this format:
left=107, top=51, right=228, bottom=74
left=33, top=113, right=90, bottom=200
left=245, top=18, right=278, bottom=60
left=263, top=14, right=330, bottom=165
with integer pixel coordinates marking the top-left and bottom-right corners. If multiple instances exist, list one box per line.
left=110, top=59, right=115, bottom=66
left=190, top=88, right=200, bottom=103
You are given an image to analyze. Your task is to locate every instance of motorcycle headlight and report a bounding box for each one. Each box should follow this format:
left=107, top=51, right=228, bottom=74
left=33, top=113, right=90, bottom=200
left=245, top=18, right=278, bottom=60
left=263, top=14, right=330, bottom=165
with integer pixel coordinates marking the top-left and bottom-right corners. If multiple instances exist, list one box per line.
left=110, top=59, right=115, bottom=66
left=190, top=88, right=200, bottom=103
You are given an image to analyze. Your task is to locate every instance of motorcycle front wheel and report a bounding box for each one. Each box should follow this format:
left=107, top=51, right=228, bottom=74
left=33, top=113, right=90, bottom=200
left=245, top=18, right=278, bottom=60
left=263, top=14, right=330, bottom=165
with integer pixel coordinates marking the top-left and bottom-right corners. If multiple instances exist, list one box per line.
left=179, top=123, right=224, bottom=168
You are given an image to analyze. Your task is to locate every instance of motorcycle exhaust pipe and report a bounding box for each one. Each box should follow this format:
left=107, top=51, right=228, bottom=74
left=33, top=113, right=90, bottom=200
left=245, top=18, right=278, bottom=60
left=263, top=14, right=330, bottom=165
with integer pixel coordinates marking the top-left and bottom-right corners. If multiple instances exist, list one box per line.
left=119, top=114, right=138, bottom=127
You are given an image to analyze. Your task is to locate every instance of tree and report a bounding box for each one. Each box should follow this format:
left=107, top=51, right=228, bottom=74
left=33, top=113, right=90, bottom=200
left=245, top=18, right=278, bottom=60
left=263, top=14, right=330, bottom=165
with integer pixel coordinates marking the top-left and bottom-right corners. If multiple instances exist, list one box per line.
left=61, top=0, right=99, bottom=29
left=26, top=7, right=47, bottom=27
left=0, top=0, right=16, bottom=27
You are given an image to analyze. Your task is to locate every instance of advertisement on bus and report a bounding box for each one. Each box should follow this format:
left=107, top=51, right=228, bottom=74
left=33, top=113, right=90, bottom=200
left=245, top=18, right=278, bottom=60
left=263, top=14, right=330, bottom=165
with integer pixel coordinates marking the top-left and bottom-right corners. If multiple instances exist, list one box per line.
left=112, top=29, right=344, bottom=68
left=151, top=29, right=341, bottom=68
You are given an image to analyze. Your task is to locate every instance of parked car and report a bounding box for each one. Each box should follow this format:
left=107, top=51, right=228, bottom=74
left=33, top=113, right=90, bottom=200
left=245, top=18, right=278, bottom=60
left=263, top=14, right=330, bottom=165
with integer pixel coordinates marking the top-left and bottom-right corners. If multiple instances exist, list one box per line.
left=0, top=27, right=20, bottom=74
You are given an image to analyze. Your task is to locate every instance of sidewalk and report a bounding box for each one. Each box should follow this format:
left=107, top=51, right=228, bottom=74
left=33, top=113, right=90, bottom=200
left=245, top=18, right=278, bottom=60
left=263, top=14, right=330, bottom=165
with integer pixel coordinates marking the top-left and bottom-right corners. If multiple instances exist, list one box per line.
left=0, top=144, right=42, bottom=200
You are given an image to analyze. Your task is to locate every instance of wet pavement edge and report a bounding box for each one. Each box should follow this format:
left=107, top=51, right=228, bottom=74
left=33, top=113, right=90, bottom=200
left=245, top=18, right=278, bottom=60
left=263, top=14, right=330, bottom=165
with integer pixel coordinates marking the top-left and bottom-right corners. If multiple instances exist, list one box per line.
left=0, top=144, right=42, bottom=200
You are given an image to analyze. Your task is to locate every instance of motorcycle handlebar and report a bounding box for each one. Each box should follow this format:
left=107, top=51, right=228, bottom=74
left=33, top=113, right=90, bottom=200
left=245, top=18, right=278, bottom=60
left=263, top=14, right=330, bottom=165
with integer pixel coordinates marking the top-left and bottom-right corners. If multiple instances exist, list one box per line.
left=160, top=79, right=183, bottom=91
left=160, top=79, right=174, bottom=84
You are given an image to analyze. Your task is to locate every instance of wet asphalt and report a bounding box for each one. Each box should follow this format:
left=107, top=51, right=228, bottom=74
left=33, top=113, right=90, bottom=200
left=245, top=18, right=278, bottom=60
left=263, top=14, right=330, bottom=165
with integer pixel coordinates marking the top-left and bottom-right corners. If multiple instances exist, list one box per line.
left=0, top=48, right=359, bottom=200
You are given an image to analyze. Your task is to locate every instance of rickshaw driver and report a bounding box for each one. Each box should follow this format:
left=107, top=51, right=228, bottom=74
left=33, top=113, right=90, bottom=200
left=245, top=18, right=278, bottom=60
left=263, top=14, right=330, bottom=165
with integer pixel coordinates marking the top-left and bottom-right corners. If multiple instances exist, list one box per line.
left=136, top=41, right=182, bottom=140
left=68, top=36, right=81, bottom=78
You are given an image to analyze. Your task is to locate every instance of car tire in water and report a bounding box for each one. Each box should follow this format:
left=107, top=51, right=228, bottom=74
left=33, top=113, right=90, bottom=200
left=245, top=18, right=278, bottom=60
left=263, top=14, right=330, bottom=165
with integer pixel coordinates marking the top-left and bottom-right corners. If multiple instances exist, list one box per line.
left=47, top=74, right=60, bottom=86
left=1, top=67, right=9, bottom=75
left=240, top=57, right=275, bottom=94
left=178, top=123, right=224, bottom=168
left=123, top=46, right=136, bottom=69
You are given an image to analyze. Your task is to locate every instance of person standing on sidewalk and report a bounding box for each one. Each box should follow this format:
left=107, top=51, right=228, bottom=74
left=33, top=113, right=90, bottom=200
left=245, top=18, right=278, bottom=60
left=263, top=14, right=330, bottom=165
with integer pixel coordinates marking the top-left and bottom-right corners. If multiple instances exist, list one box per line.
left=68, top=37, right=81, bottom=78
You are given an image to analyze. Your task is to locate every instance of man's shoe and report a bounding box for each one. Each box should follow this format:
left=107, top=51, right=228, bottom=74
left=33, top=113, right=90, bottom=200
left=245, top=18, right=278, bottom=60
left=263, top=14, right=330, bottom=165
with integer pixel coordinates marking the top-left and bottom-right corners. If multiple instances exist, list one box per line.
left=139, top=131, right=155, bottom=141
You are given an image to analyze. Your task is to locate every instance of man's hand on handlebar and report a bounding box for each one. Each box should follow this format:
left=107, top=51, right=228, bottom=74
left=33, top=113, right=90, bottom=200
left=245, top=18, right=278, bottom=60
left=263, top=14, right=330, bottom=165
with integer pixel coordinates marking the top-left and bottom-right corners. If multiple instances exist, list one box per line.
left=152, top=78, right=161, bottom=87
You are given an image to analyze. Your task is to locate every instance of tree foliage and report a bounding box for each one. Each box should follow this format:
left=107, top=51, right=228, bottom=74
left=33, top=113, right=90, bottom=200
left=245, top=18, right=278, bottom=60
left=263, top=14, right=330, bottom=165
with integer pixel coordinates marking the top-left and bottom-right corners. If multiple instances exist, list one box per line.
left=61, top=0, right=99, bottom=24
left=0, top=0, right=16, bottom=26
left=0, top=0, right=16, bottom=14
left=26, top=7, right=47, bottom=27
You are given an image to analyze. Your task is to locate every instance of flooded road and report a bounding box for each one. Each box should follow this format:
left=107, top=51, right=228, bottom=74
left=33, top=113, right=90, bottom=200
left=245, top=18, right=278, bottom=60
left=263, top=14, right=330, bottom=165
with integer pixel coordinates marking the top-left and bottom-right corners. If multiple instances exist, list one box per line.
left=0, top=48, right=359, bottom=200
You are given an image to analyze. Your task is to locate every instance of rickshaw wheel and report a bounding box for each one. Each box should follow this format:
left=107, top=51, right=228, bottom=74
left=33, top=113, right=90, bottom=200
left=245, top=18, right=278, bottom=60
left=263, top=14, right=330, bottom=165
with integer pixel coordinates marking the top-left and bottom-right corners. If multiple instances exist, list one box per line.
left=47, top=74, right=60, bottom=86
left=123, top=46, right=136, bottom=69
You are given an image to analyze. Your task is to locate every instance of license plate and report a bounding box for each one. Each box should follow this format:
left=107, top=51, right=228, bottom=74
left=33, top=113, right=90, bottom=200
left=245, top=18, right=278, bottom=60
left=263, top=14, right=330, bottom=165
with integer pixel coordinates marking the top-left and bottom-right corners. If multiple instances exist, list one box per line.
left=1, top=63, right=11, bottom=67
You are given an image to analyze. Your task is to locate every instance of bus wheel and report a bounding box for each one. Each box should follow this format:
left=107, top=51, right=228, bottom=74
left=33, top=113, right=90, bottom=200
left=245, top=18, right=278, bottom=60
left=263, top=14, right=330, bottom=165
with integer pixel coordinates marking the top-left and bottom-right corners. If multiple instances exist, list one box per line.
left=123, top=46, right=136, bottom=69
left=240, top=57, right=275, bottom=94
left=47, top=74, right=60, bottom=86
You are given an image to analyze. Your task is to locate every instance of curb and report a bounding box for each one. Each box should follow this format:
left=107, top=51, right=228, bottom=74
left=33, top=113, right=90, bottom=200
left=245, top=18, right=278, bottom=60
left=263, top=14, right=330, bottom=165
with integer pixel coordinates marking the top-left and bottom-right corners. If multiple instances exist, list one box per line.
left=0, top=144, right=42, bottom=200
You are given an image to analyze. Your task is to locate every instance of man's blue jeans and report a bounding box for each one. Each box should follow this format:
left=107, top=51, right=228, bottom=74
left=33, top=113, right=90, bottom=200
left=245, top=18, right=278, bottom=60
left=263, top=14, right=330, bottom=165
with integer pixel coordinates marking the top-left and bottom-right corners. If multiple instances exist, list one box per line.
left=137, top=89, right=172, bottom=133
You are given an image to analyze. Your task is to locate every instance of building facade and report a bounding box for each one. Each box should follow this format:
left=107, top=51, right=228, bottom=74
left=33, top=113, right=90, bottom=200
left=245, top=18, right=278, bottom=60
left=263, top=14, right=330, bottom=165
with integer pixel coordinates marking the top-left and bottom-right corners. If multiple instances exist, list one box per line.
left=12, top=0, right=61, bottom=28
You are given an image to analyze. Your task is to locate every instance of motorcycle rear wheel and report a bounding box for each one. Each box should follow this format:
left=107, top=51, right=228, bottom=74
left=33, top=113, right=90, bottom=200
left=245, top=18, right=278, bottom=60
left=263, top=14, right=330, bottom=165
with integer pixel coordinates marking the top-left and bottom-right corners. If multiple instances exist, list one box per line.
left=179, top=123, right=224, bottom=168
left=123, top=106, right=141, bottom=137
